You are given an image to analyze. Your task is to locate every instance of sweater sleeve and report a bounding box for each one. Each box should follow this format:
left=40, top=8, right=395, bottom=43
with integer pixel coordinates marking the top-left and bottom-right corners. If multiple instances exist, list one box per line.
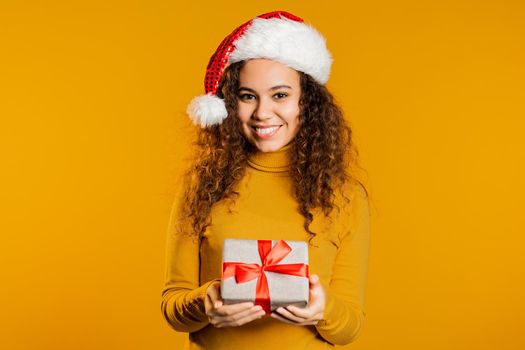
left=315, top=182, right=371, bottom=345
left=160, top=181, right=220, bottom=333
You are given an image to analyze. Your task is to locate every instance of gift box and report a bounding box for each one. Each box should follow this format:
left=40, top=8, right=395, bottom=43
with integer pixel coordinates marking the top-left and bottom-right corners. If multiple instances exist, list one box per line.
left=221, top=238, right=309, bottom=313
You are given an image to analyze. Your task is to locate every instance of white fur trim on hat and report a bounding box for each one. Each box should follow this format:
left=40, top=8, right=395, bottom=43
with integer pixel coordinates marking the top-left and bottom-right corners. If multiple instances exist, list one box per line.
left=186, top=93, right=228, bottom=128
left=228, top=16, right=333, bottom=84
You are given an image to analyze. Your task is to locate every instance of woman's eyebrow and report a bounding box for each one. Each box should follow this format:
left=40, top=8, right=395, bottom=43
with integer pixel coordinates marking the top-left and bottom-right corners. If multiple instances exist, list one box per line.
left=238, top=85, right=292, bottom=92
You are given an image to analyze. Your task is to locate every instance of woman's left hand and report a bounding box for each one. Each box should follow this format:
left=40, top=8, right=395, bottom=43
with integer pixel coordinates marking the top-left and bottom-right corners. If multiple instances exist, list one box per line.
left=270, top=274, right=326, bottom=326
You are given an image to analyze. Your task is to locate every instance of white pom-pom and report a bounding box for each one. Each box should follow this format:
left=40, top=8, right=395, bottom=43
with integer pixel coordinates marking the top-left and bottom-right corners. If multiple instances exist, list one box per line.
left=186, top=93, right=228, bottom=127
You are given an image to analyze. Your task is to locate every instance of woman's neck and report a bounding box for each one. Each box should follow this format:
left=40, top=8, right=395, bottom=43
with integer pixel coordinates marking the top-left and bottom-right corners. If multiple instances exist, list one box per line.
left=246, top=141, right=294, bottom=174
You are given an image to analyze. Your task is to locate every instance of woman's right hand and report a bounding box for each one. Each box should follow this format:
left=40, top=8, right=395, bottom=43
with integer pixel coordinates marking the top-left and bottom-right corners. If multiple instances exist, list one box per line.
left=204, top=281, right=266, bottom=328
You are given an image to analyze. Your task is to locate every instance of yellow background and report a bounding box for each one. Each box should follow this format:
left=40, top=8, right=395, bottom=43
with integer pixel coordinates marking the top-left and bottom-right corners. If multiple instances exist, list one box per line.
left=1, top=0, right=524, bottom=349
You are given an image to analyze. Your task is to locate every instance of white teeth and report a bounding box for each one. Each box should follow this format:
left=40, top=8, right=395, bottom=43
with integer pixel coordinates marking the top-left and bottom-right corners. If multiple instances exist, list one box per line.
left=255, top=127, right=279, bottom=134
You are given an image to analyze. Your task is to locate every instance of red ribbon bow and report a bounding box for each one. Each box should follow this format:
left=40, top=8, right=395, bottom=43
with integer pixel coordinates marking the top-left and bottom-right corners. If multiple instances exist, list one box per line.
left=222, top=240, right=309, bottom=313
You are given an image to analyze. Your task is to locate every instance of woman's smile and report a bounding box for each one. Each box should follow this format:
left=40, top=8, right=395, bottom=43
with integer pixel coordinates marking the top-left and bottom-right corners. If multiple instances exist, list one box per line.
left=252, top=125, right=282, bottom=138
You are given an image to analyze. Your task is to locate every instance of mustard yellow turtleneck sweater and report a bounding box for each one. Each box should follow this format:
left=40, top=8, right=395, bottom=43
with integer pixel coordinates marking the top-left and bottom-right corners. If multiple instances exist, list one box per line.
left=161, top=142, right=371, bottom=349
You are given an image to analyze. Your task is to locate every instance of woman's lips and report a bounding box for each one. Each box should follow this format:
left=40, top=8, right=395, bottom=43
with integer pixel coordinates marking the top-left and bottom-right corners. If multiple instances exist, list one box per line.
left=252, top=125, right=282, bottom=139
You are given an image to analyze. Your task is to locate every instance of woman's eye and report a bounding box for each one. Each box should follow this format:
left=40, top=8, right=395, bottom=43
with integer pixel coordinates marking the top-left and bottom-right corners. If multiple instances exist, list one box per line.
left=239, top=93, right=255, bottom=100
left=274, top=92, right=288, bottom=99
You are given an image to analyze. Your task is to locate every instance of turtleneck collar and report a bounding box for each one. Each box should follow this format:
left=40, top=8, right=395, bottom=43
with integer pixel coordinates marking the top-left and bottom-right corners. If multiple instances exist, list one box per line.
left=247, top=141, right=294, bottom=174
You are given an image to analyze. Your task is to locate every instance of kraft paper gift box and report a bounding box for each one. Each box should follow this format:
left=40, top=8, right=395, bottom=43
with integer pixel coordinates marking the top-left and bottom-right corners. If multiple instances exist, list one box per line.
left=221, top=238, right=309, bottom=313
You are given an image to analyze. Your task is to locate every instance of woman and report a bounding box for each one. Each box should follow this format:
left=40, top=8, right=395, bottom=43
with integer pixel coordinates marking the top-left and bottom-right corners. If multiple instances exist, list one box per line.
left=161, top=11, right=371, bottom=349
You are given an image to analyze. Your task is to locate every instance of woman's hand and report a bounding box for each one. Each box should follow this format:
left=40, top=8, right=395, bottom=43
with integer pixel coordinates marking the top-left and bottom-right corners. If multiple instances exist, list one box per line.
left=270, top=274, right=326, bottom=326
left=204, top=281, right=266, bottom=328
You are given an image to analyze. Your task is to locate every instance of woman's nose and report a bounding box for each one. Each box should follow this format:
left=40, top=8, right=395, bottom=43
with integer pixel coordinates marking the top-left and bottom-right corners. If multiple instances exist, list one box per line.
left=252, top=97, right=273, bottom=120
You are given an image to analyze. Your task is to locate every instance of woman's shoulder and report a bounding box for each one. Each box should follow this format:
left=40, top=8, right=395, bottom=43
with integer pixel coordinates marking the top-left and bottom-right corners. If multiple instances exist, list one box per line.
left=332, top=177, right=371, bottom=240
left=338, top=177, right=369, bottom=209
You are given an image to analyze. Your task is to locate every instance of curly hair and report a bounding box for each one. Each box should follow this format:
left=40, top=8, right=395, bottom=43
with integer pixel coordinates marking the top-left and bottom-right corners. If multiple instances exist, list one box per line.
left=177, top=60, right=368, bottom=241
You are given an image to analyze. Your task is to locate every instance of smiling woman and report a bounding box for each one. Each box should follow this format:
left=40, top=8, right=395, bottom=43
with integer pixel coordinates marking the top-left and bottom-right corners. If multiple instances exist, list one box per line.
left=161, top=10, right=371, bottom=350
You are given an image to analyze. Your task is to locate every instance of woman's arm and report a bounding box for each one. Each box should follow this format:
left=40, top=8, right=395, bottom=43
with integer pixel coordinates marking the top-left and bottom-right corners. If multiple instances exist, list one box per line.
left=160, top=180, right=265, bottom=332
left=161, top=233, right=218, bottom=332
left=314, top=181, right=372, bottom=345
left=160, top=181, right=218, bottom=333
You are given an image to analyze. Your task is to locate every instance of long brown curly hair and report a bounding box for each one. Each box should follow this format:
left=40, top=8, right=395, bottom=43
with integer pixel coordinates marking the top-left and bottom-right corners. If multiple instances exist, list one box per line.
left=177, top=60, right=368, bottom=241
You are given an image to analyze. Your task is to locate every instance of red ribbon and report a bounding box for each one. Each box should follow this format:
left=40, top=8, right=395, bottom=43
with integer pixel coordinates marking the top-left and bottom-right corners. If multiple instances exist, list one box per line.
left=222, top=240, right=309, bottom=313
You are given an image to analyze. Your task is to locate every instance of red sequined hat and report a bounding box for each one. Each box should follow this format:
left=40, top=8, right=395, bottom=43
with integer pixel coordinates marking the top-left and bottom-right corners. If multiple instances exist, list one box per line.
left=186, top=10, right=333, bottom=128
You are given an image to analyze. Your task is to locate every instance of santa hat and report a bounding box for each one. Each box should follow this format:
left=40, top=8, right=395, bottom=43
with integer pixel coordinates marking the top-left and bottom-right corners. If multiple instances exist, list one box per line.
left=186, top=10, right=333, bottom=128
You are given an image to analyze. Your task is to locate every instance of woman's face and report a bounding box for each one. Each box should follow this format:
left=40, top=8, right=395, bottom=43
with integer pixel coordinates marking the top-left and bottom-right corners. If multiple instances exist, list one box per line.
left=236, top=58, right=301, bottom=153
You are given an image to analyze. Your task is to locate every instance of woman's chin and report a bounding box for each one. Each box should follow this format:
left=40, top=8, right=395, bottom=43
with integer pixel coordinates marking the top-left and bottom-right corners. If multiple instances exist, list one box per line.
left=252, top=139, right=287, bottom=153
